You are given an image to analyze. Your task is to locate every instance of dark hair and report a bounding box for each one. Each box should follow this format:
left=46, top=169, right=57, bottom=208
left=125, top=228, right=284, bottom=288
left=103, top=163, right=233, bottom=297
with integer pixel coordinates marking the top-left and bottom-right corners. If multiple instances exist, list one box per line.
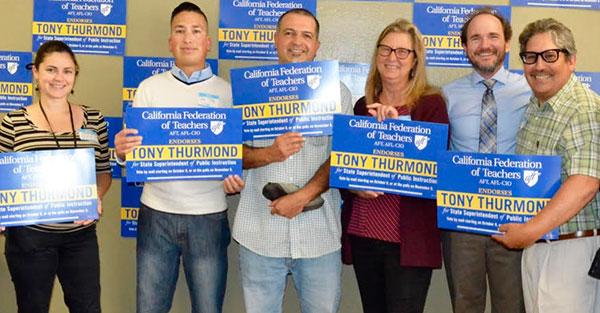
left=276, top=8, right=320, bottom=38
left=460, top=7, right=512, bottom=45
left=171, top=2, right=208, bottom=24
left=33, top=40, right=79, bottom=75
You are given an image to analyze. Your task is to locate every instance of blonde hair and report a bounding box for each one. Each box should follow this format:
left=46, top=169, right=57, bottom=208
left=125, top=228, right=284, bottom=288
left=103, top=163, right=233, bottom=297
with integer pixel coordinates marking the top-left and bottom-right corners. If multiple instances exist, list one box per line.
left=365, top=19, right=438, bottom=109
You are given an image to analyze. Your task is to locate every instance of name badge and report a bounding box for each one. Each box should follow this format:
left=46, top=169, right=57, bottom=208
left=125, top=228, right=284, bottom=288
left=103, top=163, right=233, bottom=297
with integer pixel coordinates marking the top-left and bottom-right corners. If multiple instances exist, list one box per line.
left=79, top=129, right=99, bottom=144
left=198, top=92, right=220, bottom=107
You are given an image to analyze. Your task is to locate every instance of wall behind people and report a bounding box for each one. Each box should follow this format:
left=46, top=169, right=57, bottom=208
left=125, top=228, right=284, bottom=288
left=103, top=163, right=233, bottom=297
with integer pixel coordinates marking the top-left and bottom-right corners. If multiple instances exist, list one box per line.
left=0, top=0, right=598, bottom=312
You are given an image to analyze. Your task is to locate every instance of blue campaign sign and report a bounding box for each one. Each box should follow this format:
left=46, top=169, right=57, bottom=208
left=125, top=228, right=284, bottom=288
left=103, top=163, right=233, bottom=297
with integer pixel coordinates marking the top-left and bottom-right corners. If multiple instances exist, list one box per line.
left=329, top=114, right=449, bottom=199
left=122, top=57, right=218, bottom=109
left=510, top=69, right=600, bottom=94
left=105, top=116, right=122, bottom=178
left=0, top=51, right=32, bottom=112
left=0, top=148, right=98, bottom=226
left=231, top=60, right=341, bottom=140
left=437, top=151, right=561, bottom=240
left=339, top=62, right=369, bottom=104
left=413, top=3, right=511, bottom=67
left=124, top=107, right=243, bottom=182
left=120, top=182, right=143, bottom=238
left=218, top=0, right=316, bottom=60
left=511, top=0, right=598, bottom=9
left=33, top=0, right=127, bottom=55
left=576, top=72, right=600, bottom=94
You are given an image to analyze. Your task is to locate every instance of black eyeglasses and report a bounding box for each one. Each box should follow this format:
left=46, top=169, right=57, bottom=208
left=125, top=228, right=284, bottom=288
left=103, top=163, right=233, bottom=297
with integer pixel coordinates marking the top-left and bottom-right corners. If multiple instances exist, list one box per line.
left=377, top=44, right=414, bottom=59
left=519, top=49, right=569, bottom=64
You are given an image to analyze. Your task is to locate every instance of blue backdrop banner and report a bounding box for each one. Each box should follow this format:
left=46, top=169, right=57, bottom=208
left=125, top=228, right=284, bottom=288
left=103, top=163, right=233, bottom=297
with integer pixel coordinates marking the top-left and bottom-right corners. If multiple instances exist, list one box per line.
left=218, top=0, right=316, bottom=60
left=120, top=182, right=143, bottom=238
left=33, top=0, right=127, bottom=55
left=0, top=51, right=32, bottom=112
left=413, top=3, right=510, bottom=67
left=105, top=116, right=122, bottom=178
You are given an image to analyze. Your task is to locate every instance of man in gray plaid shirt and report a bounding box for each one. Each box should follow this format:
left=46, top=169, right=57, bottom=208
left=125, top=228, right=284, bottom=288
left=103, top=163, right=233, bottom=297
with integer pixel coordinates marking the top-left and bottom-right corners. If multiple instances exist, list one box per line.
left=232, top=8, right=353, bottom=313
left=493, top=18, right=600, bottom=313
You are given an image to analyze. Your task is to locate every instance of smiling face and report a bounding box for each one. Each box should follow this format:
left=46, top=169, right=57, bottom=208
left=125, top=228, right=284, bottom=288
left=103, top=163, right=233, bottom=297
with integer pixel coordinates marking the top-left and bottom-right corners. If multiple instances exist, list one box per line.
left=274, top=13, right=320, bottom=64
left=463, top=13, right=509, bottom=79
left=33, top=52, right=77, bottom=101
left=376, top=31, right=415, bottom=84
left=168, top=11, right=210, bottom=75
left=523, top=32, right=575, bottom=103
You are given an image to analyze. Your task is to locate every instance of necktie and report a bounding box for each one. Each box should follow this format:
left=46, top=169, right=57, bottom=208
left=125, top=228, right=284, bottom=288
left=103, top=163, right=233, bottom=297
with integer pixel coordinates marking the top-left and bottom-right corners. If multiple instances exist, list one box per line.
left=479, top=79, right=497, bottom=153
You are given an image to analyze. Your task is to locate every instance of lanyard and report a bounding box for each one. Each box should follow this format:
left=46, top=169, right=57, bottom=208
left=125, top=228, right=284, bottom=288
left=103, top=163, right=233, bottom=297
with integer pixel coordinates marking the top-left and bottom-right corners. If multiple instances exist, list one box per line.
left=39, top=100, right=78, bottom=148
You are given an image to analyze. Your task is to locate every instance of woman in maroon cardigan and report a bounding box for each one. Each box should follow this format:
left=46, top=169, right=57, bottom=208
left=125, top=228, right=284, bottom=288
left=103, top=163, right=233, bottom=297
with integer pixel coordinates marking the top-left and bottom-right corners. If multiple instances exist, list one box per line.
left=341, top=19, right=449, bottom=313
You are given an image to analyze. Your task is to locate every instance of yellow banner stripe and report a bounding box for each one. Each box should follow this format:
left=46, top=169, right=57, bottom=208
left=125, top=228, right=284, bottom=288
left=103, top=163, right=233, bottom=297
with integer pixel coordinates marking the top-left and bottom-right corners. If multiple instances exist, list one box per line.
left=240, top=100, right=341, bottom=120
left=122, top=88, right=136, bottom=101
left=126, top=144, right=242, bottom=161
left=0, top=185, right=98, bottom=206
left=423, top=35, right=463, bottom=50
left=121, top=207, right=139, bottom=220
left=32, top=22, right=127, bottom=38
left=331, top=151, right=437, bottom=178
left=437, top=190, right=550, bottom=215
left=0, top=82, right=32, bottom=96
left=218, top=28, right=275, bottom=43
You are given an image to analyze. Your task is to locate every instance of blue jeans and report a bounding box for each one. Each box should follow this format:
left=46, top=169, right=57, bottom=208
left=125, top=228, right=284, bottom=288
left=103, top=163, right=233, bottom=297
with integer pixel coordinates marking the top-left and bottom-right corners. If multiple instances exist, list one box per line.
left=136, top=204, right=230, bottom=313
left=239, top=245, right=342, bottom=313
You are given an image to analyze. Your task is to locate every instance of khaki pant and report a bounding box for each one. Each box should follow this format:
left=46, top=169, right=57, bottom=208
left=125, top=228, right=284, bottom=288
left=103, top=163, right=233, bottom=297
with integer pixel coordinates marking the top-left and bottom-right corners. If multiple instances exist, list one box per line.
left=523, top=235, right=600, bottom=313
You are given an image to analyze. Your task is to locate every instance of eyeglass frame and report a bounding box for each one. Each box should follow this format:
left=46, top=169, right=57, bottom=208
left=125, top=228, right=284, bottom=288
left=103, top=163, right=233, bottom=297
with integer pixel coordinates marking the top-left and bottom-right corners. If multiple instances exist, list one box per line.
left=376, top=44, right=414, bottom=59
left=519, top=49, right=569, bottom=65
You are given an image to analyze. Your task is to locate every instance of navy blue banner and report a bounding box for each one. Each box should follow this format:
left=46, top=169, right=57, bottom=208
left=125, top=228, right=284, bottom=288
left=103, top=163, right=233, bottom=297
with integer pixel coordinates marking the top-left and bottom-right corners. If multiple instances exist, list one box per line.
left=413, top=3, right=510, bottom=67
left=218, top=0, right=316, bottom=60
left=121, top=182, right=143, bottom=238
left=511, top=69, right=600, bottom=95
left=0, top=149, right=98, bottom=226
left=339, top=62, right=369, bottom=104
left=124, top=107, right=243, bottom=182
left=105, top=116, right=121, bottom=178
left=122, top=56, right=218, bottom=109
left=0, top=51, right=32, bottom=112
left=329, top=114, right=449, bottom=199
left=33, top=0, right=127, bottom=55
left=231, top=60, right=341, bottom=140
left=511, top=0, right=598, bottom=10
left=437, top=151, right=560, bottom=240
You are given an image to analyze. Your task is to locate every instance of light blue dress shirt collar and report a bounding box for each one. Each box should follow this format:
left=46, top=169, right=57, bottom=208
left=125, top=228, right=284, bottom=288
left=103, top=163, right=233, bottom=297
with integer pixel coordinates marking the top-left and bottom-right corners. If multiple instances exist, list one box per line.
left=469, top=67, right=511, bottom=89
left=170, top=63, right=213, bottom=84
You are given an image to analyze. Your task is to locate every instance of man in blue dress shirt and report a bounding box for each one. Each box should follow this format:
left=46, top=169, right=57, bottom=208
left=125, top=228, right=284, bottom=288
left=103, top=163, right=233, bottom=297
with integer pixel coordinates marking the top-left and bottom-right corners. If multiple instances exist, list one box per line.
left=441, top=7, right=531, bottom=313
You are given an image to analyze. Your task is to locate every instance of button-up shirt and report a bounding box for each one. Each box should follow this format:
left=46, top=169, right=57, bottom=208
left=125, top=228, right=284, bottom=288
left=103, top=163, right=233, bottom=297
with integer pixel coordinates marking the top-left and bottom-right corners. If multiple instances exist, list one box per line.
left=516, top=74, right=600, bottom=234
left=443, top=67, right=531, bottom=154
left=170, top=63, right=213, bottom=83
left=233, top=84, right=353, bottom=258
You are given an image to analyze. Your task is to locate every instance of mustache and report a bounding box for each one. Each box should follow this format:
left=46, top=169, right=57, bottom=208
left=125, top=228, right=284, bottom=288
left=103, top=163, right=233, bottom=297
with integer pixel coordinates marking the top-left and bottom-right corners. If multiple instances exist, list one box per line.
left=529, top=70, right=549, bottom=76
left=475, top=48, right=498, bottom=55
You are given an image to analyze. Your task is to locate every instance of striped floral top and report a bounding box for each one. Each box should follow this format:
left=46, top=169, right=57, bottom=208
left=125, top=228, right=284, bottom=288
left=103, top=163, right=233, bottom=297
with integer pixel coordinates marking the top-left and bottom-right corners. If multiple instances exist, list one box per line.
left=0, top=105, right=110, bottom=232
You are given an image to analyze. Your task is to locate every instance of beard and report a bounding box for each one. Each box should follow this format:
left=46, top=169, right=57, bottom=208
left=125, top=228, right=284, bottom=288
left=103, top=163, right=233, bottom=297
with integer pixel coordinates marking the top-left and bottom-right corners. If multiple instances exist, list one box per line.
left=468, top=48, right=506, bottom=75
